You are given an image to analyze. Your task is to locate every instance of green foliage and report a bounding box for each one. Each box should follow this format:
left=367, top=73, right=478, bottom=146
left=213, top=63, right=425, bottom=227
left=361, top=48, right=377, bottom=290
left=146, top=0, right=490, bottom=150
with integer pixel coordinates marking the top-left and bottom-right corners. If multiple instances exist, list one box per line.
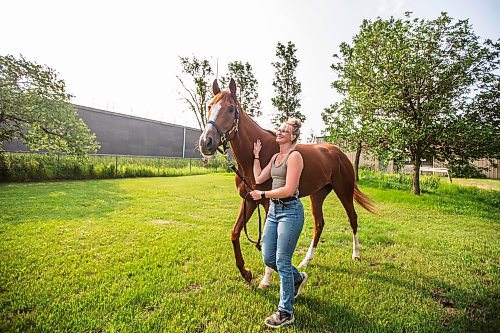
left=450, top=162, right=487, bottom=179
left=220, top=61, right=262, bottom=117
left=0, top=54, right=100, bottom=156
left=359, top=169, right=441, bottom=192
left=322, top=99, right=364, bottom=152
left=0, top=175, right=498, bottom=332
left=1, top=152, right=229, bottom=182
left=271, top=41, right=304, bottom=126
left=329, top=12, right=500, bottom=194
left=176, top=56, right=214, bottom=130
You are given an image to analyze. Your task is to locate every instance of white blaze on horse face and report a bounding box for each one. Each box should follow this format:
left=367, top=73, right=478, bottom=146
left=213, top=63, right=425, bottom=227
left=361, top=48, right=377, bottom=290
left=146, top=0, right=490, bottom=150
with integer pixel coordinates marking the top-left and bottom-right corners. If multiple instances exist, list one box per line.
left=208, top=101, right=222, bottom=123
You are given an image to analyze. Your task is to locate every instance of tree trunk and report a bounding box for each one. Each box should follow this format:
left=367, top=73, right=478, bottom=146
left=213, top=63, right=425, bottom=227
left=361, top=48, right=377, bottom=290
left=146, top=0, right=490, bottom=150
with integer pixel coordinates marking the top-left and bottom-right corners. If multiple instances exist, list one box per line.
left=354, top=142, right=362, bottom=182
left=411, top=151, right=421, bottom=195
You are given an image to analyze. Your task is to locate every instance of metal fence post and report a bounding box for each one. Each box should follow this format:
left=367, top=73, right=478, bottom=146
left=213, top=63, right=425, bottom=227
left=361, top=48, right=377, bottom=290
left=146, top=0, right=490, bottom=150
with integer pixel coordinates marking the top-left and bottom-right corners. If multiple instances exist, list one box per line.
left=182, top=127, right=186, bottom=159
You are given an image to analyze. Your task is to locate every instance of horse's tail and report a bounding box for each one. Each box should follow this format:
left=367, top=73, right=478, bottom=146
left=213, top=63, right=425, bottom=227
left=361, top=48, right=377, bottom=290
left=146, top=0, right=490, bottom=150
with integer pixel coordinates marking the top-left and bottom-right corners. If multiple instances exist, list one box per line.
left=353, top=183, right=377, bottom=214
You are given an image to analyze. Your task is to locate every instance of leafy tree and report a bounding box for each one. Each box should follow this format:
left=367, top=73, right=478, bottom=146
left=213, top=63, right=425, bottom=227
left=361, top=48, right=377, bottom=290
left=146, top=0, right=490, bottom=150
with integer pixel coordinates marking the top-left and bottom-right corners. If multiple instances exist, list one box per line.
left=441, top=77, right=500, bottom=170
left=271, top=41, right=304, bottom=126
left=322, top=98, right=376, bottom=181
left=220, top=61, right=262, bottom=117
left=330, top=12, right=499, bottom=194
left=0, top=54, right=99, bottom=156
left=176, top=56, right=213, bottom=129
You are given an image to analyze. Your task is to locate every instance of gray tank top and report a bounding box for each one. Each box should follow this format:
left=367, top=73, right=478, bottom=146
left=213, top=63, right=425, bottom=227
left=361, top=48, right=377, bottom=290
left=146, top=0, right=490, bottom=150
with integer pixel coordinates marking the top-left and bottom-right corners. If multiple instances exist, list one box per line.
left=271, top=151, right=299, bottom=197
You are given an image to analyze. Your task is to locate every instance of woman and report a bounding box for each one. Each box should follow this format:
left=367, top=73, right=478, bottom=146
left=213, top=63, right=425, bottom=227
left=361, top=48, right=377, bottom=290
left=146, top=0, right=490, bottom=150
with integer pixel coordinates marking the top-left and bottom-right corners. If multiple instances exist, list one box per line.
left=249, top=118, right=308, bottom=328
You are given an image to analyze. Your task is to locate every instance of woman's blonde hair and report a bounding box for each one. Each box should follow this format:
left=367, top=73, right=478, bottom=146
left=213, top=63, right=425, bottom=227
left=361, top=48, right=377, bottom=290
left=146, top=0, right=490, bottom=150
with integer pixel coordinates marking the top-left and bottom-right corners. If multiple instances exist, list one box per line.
left=285, top=118, right=302, bottom=144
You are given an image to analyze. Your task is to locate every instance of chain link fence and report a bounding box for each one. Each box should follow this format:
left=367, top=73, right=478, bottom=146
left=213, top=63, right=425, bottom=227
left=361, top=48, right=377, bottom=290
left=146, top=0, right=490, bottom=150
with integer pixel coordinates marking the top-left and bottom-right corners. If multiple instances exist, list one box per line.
left=0, top=151, right=231, bottom=182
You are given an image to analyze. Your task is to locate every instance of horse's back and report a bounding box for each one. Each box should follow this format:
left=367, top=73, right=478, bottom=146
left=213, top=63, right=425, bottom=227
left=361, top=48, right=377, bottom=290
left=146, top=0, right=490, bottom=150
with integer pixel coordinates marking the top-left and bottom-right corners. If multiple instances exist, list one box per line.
left=296, top=143, right=354, bottom=197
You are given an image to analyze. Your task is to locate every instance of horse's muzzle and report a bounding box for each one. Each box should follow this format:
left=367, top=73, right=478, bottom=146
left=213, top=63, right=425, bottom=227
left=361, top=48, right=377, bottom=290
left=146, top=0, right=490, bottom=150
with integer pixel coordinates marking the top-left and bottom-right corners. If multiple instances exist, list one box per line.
left=199, top=131, right=219, bottom=156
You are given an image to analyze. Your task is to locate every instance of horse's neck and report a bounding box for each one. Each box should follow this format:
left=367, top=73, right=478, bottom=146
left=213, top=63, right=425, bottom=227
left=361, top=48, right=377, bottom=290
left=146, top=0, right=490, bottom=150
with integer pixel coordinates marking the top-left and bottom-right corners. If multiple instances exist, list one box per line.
left=230, top=111, right=276, bottom=178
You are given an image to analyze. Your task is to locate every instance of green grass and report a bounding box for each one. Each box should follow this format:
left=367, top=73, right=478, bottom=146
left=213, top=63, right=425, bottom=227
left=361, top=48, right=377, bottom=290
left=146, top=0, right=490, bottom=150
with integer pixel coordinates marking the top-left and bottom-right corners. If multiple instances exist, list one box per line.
left=0, top=175, right=498, bottom=332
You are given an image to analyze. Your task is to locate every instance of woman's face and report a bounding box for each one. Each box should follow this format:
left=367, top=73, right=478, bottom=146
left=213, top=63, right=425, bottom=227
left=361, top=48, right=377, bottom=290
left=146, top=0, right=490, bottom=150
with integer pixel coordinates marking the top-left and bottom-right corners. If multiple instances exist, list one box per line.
left=276, top=124, right=293, bottom=144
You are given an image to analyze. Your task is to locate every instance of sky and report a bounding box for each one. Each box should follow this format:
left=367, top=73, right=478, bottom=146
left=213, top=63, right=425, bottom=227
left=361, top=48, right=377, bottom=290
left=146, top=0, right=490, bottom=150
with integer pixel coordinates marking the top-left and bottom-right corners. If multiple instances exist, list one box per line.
left=2, top=0, right=499, bottom=139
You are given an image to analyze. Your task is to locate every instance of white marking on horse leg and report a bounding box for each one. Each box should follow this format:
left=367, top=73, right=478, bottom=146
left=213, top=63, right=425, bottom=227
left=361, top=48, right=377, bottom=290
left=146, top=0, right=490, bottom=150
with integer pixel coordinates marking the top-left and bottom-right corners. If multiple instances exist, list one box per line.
left=352, top=233, right=361, bottom=260
left=298, top=240, right=316, bottom=268
left=258, top=266, right=274, bottom=289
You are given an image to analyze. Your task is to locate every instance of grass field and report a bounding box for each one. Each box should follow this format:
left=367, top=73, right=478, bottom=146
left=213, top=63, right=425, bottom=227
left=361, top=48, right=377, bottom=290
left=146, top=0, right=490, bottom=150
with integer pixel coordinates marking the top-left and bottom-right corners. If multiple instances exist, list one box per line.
left=0, top=174, right=498, bottom=332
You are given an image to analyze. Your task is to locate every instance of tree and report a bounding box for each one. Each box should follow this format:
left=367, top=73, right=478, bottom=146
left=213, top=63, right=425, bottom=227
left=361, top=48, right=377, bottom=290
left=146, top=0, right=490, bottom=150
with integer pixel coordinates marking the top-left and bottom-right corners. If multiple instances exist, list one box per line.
left=220, top=61, right=262, bottom=117
left=271, top=41, right=304, bottom=127
left=322, top=98, right=377, bottom=181
left=330, top=12, right=499, bottom=194
left=0, top=54, right=99, bottom=156
left=440, top=76, right=500, bottom=170
left=176, top=56, right=213, bottom=130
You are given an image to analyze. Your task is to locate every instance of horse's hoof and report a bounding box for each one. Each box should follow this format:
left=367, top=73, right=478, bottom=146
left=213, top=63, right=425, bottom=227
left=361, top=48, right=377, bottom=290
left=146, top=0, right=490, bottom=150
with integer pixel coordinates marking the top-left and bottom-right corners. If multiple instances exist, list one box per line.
left=258, top=283, right=269, bottom=289
left=242, top=269, right=252, bottom=283
left=352, top=256, right=361, bottom=261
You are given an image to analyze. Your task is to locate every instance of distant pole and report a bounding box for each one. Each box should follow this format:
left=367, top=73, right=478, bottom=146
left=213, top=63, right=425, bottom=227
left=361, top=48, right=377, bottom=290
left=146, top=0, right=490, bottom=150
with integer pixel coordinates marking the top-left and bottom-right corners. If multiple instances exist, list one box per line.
left=182, top=127, right=186, bottom=158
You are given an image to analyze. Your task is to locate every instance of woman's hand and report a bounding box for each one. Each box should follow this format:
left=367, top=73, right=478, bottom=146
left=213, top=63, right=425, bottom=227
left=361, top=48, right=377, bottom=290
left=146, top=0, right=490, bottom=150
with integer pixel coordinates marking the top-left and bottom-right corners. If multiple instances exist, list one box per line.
left=253, top=139, right=262, bottom=158
left=249, top=190, right=262, bottom=201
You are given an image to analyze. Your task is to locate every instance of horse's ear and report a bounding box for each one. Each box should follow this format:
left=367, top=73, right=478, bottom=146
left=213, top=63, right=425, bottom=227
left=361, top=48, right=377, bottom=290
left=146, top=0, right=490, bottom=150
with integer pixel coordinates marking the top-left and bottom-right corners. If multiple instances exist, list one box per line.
left=229, top=78, right=237, bottom=96
left=212, top=79, right=221, bottom=95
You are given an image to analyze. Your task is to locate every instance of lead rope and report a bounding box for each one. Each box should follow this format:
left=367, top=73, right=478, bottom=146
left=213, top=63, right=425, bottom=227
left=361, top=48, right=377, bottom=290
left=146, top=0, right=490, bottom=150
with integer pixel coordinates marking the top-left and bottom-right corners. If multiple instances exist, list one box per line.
left=217, top=144, right=263, bottom=251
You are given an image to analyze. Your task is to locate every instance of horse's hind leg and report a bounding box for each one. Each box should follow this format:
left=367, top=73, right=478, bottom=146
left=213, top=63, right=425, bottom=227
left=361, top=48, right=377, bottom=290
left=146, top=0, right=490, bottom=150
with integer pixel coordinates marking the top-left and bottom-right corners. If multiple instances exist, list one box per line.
left=343, top=199, right=360, bottom=260
left=333, top=182, right=360, bottom=260
left=258, top=266, right=275, bottom=289
left=258, top=200, right=274, bottom=289
left=298, top=186, right=332, bottom=268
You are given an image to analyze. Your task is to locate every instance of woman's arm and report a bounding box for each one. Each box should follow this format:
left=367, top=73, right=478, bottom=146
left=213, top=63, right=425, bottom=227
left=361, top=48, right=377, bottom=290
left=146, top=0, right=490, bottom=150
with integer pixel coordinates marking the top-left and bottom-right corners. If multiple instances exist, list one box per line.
left=253, top=139, right=272, bottom=184
left=250, top=151, right=303, bottom=200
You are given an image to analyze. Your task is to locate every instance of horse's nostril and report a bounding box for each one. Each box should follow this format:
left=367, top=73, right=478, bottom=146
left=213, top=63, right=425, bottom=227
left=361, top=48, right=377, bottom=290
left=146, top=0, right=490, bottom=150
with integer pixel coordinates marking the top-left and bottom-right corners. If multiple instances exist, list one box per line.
left=206, top=137, right=213, bottom=148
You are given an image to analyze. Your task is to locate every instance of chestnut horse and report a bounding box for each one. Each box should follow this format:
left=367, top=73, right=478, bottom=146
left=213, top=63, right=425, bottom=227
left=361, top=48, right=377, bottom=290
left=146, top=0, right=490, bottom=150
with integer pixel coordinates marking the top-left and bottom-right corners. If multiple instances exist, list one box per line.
left=199, top=79, right=375, bottom=286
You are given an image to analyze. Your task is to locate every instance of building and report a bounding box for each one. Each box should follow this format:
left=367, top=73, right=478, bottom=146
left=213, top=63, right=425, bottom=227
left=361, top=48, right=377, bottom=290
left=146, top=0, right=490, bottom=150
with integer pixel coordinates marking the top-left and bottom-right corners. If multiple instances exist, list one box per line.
left=2, top=105, right=202, bottom=159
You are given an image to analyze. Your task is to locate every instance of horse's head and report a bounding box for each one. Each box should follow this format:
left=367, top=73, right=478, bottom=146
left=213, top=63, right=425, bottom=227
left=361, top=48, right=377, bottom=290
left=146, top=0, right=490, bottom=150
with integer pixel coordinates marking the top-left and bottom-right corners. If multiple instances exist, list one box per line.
left=199, top=78, right=239, bottom=156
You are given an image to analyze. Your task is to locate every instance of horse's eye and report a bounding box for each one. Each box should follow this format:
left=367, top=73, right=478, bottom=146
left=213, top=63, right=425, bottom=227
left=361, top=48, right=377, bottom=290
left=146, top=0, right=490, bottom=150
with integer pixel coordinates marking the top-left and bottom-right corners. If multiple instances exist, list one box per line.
left=228, top=106, right=234, bottom=113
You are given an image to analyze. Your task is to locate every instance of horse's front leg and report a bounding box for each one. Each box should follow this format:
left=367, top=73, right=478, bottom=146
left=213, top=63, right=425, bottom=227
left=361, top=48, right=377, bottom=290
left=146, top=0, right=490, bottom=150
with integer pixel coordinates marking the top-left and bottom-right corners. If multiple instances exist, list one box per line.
left=231, top=198, right=257, bottom=283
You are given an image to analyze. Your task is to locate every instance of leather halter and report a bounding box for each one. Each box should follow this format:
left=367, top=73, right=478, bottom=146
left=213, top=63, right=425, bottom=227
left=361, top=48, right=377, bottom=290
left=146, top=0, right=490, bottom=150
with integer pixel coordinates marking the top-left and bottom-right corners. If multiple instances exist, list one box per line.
left=206, top=94, right=239, bottom=152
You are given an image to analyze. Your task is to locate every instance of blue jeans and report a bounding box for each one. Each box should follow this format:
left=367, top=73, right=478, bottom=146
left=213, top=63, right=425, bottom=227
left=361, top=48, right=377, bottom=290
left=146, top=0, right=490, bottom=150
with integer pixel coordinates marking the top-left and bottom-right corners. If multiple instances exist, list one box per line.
left=262, top=199, right=305, bottom=314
